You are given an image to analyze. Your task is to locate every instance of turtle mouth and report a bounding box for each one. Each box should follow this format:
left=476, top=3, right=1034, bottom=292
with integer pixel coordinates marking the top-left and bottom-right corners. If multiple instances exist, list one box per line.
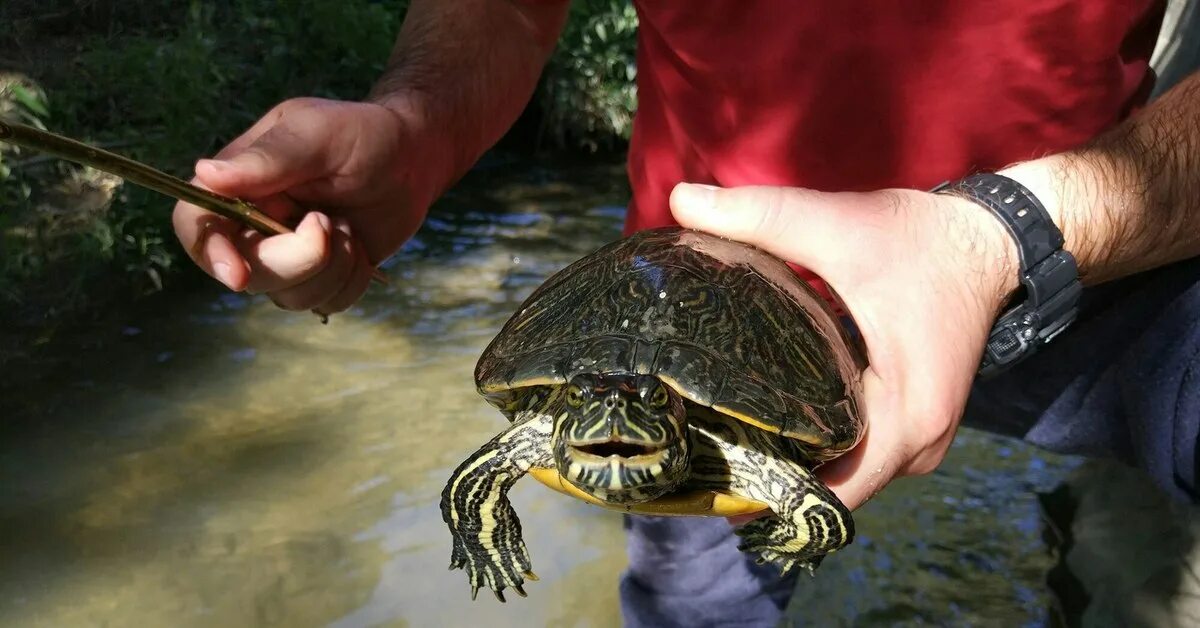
left=566, top=438, right=669, bottom=463
left=557, top=437, right=685, bottom=504
left=571, top=441, right=663, bottom=458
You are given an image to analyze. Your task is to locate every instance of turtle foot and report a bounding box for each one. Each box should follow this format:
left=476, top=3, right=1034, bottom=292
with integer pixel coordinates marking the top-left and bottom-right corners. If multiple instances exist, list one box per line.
left=735, top=517, right=827, bottom=576
left=448, top=531, right=534, bottom=602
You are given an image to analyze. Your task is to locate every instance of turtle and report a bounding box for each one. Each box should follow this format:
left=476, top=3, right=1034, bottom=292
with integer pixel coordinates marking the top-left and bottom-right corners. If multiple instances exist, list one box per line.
left=441, top=226, right=866, bottom=601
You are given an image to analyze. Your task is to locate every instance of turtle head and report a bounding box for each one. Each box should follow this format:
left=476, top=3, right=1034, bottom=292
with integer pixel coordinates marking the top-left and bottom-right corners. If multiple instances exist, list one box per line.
left=553, top=373, right=690, bottom=505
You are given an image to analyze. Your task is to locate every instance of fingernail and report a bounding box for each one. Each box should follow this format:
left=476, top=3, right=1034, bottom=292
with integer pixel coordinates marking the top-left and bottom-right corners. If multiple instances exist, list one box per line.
left=674, top=183, right=717, bottom=210
left=196, top=159, right=228, bottom=174
left=314, top=212, right=332, bottom=233
left=213, top=262, right=236, bottom=289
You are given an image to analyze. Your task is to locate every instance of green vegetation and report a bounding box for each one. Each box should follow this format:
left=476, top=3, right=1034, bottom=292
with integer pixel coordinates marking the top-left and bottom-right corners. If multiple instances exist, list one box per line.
left=541, top=0, right=639, bottom=151
left=0, top=0, right=638, bottom=326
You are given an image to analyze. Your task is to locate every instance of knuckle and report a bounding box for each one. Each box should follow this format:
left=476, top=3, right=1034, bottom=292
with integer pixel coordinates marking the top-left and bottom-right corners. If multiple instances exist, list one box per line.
left=754, top=188, right=791, bottom=235
left=241, top=137, right=274, bottom=158
left=877, top=189, right=915, bottom=218
left=274, top=97, right=323, bottom=119
left=277, top=98, right=331, bottom=131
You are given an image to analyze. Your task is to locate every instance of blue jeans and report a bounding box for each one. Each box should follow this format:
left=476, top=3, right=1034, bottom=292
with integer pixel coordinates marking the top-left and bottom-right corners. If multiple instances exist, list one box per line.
left=620, top=256, right=1200, bottom=627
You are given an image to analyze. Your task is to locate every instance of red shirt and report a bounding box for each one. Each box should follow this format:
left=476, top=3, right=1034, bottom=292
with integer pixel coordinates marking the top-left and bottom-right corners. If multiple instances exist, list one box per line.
left=623, top=1, right=1163, bottom=295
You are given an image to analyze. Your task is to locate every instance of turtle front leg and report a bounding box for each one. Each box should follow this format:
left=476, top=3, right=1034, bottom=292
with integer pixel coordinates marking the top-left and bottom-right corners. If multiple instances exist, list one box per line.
left=441, top=411, right=554, bottom=602
left=689, top=411, right=855, bottom=575
left=731, top=474, right=853, bottom=575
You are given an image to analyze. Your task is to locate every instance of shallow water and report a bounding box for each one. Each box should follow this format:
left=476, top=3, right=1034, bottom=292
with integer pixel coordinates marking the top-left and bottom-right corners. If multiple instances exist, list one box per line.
left=1, top=159, right=1079, bottom=627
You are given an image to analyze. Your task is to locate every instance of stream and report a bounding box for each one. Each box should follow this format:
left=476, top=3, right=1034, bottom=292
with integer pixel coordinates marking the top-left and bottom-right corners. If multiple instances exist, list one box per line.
left=0, top=159, right=1080, bottom=627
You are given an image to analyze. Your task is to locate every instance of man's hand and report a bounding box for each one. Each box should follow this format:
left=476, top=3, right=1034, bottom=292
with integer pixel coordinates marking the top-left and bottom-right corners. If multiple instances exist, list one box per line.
left=670, top=183, right=1019, bottom=512
left=173, top=98, right=436, bottom=316
left=173, top=0, right=569, bottom=317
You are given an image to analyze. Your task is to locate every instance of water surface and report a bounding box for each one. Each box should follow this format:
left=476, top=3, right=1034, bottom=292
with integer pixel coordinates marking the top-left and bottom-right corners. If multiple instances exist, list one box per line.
left=0, top=159, right=1078, bottom=627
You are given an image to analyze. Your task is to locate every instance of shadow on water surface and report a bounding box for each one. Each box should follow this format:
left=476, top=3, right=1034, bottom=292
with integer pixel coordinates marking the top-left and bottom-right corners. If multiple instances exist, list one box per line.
left=2, top=156, right=1088, bottom=627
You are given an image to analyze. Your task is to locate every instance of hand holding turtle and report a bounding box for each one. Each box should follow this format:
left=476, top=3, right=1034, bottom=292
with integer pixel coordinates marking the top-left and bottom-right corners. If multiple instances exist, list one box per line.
left=172, top=97, right=441, bottom=316
left=669, top=182, right=1019, bottom=514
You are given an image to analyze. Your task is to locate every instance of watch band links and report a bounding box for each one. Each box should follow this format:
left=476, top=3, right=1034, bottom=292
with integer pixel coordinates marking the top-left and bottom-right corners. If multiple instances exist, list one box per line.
left=931, top=173, right=1082, bottom=377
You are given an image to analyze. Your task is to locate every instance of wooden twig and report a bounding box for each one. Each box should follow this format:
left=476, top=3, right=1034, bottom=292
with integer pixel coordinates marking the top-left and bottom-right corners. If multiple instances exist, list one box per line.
left=0, top=119, right=387, bottom=286
left=7, top=138, right=142, bottom=170
left=0, top=119, right=389, bottom=324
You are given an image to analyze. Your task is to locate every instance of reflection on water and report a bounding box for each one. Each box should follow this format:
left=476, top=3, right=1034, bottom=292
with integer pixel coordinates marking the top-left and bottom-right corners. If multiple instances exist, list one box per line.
left=0, top=159, right=1079, bottom=627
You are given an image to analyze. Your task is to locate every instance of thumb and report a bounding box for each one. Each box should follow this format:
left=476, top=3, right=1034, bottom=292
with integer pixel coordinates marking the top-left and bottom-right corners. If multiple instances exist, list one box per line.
left=669, top=182, right=855, bottom=275
left=194, top=124, right=326, bottom=200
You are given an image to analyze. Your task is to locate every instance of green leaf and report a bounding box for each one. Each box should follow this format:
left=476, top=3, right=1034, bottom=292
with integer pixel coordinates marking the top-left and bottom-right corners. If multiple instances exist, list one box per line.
left=10, top=84, right=50, bottom=118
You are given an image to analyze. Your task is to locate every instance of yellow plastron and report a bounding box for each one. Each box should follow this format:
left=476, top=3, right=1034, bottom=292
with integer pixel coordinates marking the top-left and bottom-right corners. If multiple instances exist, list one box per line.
left=528, top=468, right=769, bottom=517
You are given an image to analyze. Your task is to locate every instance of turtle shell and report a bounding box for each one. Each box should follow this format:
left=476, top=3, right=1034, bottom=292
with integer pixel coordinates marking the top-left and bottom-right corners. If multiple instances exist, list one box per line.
left=475, top=227, right=866, bottom=459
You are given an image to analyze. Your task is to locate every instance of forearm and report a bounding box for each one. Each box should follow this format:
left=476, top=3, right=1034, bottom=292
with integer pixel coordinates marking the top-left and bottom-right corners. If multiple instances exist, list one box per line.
left=368, top=0, right=569, bottom=198
left=1001, top=71, right=1200, bottom=285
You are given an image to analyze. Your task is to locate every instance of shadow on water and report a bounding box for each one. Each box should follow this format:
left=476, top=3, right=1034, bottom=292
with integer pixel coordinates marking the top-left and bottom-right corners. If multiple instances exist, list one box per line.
left=2, top=156, right=1084, bottom=627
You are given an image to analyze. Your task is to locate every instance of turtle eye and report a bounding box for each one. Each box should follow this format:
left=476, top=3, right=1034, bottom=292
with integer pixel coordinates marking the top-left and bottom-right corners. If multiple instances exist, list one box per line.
left=647, top=382, right=670, bottom=410
left=566, top=384, right=585, bottom=408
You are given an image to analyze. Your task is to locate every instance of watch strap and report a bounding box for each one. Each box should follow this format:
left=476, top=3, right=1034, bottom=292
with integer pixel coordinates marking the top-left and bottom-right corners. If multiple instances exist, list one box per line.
left=932, top=173, right=1062, bottom=271
left=931, top=173, right=1082, bottom=376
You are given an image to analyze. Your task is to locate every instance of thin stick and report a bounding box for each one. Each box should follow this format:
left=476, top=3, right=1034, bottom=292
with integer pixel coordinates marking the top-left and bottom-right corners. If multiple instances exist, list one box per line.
left=0, top=119, right=388, bottom=285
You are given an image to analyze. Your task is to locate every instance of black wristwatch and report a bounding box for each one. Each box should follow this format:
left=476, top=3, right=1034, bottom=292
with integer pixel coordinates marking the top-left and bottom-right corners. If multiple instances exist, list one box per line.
left=931, top=173, right=1082, bottom=378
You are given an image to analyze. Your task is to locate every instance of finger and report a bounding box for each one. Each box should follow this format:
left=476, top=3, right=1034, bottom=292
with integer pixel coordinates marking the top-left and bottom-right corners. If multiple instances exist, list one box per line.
left=669, top=183, right=864, bottom=276
left=172, top=197, right=251, bottom=291
left=193, top=166, right=308, bottom=226
left=267, top=220, right=356, bottom=312
left=236, top=212, right=333, bottom=294
left=194, top=119, right=329, bottom=202
left=315, top=224, right=375, bottom=316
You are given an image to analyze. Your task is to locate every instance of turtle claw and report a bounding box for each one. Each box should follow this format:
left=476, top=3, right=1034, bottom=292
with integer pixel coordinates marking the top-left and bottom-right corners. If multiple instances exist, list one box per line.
left=523, top=570, right=540, bottom=582
left=448, top=535, right=535, bottom=601
left=736, top=517, right=826, bottom=576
